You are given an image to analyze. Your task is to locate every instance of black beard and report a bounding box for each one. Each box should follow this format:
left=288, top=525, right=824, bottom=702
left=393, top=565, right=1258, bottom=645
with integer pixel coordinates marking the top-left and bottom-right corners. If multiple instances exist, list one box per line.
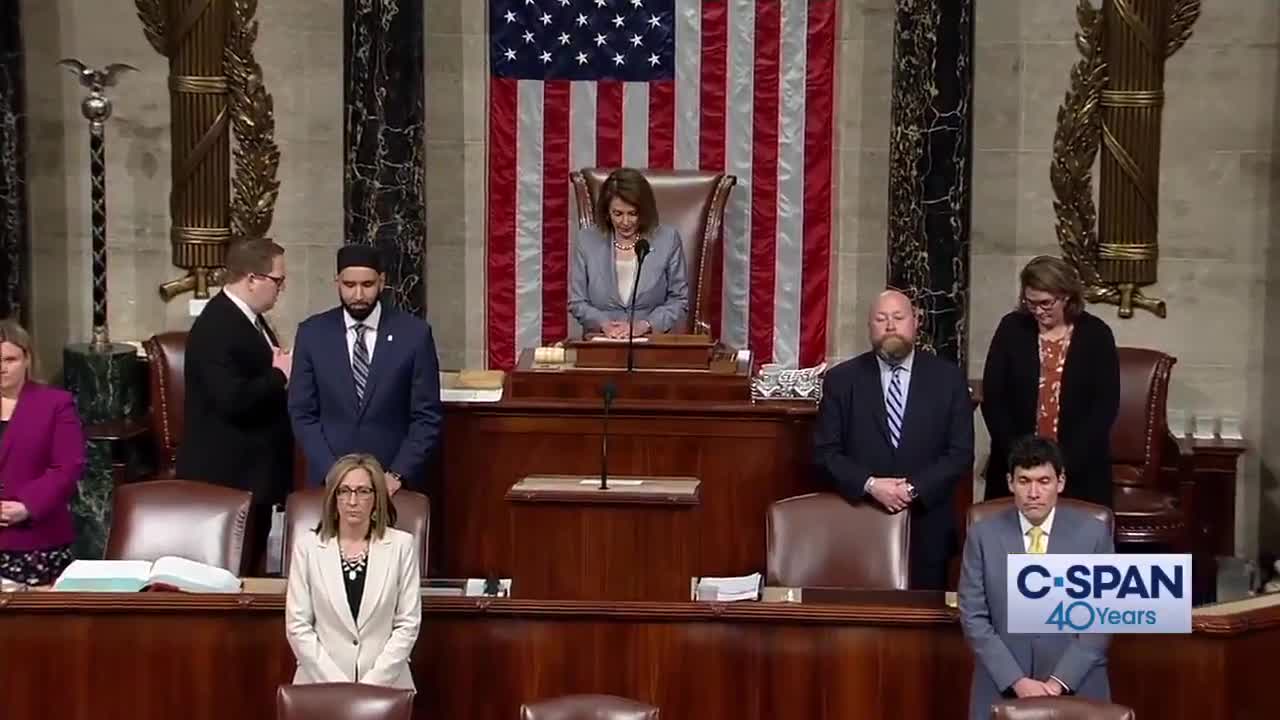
left=343, top=298, right=378, bottom=321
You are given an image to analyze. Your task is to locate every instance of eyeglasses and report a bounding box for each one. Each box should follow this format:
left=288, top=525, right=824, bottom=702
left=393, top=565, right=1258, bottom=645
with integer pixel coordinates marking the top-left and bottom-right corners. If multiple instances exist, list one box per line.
left=336, top=486, right=375, bottom=498
left=255, top=273, right=286, bottom=289
left=1022, top=295, right=1062, bottom=312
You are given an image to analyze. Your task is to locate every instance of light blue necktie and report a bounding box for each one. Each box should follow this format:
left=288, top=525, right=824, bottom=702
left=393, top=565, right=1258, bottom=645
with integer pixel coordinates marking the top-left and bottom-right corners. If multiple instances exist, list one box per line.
left=886, top=365, right=904, bottom=448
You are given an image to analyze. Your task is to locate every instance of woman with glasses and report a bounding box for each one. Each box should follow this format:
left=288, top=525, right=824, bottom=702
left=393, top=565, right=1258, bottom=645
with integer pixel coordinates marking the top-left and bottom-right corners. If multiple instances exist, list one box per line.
left=980, top=256, right=1119, bottom=507
left=569, top=167, right=689, bottom=339
left=286, top=454, right=421, bottom=689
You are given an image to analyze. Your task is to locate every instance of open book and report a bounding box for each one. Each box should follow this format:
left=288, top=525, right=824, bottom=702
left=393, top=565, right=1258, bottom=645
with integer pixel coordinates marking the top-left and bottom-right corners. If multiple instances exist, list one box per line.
left=52, top=557, right=241, bottom=593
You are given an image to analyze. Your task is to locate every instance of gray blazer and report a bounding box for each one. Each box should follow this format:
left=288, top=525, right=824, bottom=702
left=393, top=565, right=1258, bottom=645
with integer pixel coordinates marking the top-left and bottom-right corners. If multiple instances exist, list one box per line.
left=568, top=223, right=689, bottom=334
left=959, top=504, right=1113, bottom=720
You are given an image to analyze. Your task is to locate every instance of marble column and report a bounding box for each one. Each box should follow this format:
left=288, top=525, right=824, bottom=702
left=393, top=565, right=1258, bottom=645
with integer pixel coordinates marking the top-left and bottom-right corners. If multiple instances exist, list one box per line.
left=344, top=0, right=426, bottom=314
left=64, top=343, right=143, bottom=560
left=886, top=0, right=974, bottom=367
left=0, top=0, right=30, bottom=323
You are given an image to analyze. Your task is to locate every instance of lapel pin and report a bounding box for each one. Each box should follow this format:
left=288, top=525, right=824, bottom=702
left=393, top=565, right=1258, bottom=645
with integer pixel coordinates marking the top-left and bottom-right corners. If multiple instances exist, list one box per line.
left=387, top=334, right=393, bottom=342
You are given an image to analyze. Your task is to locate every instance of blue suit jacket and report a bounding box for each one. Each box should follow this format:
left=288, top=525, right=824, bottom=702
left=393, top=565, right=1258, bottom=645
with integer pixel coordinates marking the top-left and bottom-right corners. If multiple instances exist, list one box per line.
left=959, top=505, right=1113, bottom=720
left=288, top=304, right=443, bottom=488
left=568, top=223, right=689, bottom=333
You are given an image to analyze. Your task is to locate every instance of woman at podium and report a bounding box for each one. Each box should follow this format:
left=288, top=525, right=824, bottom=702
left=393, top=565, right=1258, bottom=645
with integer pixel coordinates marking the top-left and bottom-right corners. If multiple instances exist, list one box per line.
left=0, top=319, right=86, bottom=587
left=569, top=167, right=689, bottom=338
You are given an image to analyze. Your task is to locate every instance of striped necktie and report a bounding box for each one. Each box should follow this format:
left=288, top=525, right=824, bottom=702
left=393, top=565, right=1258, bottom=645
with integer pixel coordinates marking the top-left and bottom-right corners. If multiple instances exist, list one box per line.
left=352, top=323, right=370, bottom=403
left=1028, top=526, right=1047, bottom=554
left=886, top=364, right=904, bottom=448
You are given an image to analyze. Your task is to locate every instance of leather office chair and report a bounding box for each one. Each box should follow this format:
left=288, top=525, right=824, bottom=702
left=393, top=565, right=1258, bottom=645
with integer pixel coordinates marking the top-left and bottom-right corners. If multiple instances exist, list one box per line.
left=968, top=497, right=1113, bottom=537
left=282, top=487, right=431, bottom=576
left=1110, top=348, right=1190, bottom=549
left=520, top=694, right=659, bottom=720
left=766, top=492, right=910, bottom=589
left=990, top=697, right=1135, bottom=720
left=143, top=331, right=189, bottom=479
left=104, top=479, right=253, bottom=574
left=276, top=683, right=414, bottom=720
left=570, top=168, right=736, bottom=334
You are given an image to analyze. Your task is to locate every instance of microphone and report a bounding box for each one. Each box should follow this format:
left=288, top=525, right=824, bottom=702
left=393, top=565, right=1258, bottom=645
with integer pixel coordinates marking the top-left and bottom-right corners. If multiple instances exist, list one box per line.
left=625, top=238, right=651, bottom=372
left=599, top=381, right=617, bottom=490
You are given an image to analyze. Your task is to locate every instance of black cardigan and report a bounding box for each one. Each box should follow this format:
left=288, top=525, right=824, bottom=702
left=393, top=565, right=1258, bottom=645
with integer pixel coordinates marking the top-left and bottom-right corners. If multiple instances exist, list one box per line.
left=980, top=310, right=1120, bottom=507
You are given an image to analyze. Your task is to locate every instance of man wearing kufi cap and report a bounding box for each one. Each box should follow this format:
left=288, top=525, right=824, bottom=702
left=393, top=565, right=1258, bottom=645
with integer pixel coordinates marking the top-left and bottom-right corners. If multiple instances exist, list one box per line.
left=288, top=244, right=442, bottom=491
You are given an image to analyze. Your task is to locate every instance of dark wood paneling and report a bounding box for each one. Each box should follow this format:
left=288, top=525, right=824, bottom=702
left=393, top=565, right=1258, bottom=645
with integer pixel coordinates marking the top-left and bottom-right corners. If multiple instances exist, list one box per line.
left=1, top=593, right=1276, bottom=720
left=438, top=401, right=817, bottom=600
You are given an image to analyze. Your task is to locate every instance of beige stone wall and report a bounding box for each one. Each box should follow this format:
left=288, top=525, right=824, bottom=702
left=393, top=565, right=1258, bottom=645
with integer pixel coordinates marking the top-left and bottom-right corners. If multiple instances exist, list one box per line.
left=20, top=1, right=1279, bottom=555
left=970, top=0, right=1280, bottom=559
left=21, top=0, right=344, bottom=370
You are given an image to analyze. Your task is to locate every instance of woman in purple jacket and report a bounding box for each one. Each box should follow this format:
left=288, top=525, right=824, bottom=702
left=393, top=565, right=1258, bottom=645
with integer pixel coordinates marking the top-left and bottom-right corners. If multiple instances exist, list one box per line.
left=0, top=320, right=86, bottom=586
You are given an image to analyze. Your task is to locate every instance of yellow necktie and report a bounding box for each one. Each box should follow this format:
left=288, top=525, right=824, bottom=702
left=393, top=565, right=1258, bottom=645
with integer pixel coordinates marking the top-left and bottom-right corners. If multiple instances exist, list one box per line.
left=1028, top=526, right=1047, bottom=554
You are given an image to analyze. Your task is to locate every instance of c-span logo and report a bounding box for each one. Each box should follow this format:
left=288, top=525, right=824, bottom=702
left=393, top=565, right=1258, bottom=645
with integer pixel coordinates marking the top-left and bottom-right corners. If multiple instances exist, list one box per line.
left=1006, top=554, right=1192, bottom=634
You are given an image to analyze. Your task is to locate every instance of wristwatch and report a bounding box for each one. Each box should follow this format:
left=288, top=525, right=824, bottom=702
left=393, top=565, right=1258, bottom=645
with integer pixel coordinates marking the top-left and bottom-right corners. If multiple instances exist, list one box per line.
left=906, top=483, right=919, bottom=500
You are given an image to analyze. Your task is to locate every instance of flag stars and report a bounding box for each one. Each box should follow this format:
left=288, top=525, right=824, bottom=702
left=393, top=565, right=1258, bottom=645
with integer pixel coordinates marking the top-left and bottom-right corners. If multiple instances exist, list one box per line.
left=575, top=13, right=588, bottom=27
left=631, top=0, right=644, bottom=7
left=612, top=14, right=625, bottom=28
left=540, top=50, right=552, bottom=64
left=594, top=0, right=607, bottom=7
left=594, top=33, right=608, bottom=47
left=523, top=30, right=535, bottom=44
left=540, top=12, right=552, bottom=25
left=504, top=10, right=517, bottom=23
left=647, top=15, right=661, bottom=28
left=558, top=32, right=571, bottom=45
left=612, top=52, right=625, bottom=66
left=648, top=52, right=660, bottom=66
left=630, top=34, right=643, bottom=47
left=504, top=48, right=517, bottom=61
left=575, top=51, right=589, bottom=65
left=558, top=0, right=571, bottom=5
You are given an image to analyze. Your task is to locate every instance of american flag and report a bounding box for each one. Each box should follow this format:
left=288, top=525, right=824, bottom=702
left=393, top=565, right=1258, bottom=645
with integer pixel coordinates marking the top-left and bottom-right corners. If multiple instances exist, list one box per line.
left=486, top=0, right=836, bottom=370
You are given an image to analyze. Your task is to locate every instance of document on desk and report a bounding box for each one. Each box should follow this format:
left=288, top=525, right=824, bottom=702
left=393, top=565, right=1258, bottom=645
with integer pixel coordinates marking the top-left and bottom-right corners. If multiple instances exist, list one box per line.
left=587, top=336, right=649, bottom=343
left=693, top=573, right=763, bottom=602
left=53, top=557, right=241, bottom=593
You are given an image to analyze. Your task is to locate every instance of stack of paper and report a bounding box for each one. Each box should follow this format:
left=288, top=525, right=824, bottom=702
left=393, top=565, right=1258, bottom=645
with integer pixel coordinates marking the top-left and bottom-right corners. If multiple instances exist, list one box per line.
left=694, top=573, right=762, bottom=602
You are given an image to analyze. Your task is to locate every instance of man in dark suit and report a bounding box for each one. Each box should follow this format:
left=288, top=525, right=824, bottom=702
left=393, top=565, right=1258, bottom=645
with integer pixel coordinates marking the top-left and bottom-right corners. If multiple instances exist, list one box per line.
left=288, top=245, right=443, bottom=492
left=814, top=289, right=974, bottom=589
left=177, top=238, right=294, bottom=565
left=959, top=435, right=1113, bottom=720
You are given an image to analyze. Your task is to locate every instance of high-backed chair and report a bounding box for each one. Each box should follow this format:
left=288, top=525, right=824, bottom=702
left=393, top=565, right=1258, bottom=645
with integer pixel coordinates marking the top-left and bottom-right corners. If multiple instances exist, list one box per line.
left=990, top=697, right=1136, bottom=720
left=767, top=492, right=910, bottom=589
left=104, top=479, right=253, bottom=574
left=520, top=695, right=659, bottom=720
left=570, top=168, right=736, bottom=335
left=143, top=331, right=189, bottom=479
left=277, top=683, right=414, bottom=720
left=1110, top=347, right=1190, bottom=549
left=967, top=497, right=1114, bottom=536
left=282, top=487, right=431, bottom=576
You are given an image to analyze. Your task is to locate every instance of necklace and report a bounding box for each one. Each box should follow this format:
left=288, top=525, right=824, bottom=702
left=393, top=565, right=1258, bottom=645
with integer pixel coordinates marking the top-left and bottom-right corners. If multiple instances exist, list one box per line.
left=613, top=239, right=636, bottom=251
left=340, top=546, right=368, bottom=581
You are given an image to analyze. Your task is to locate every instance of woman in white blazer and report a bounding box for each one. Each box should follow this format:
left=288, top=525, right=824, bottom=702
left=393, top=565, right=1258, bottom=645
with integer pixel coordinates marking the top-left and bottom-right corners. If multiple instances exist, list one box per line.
left=568, top=167, right=689, bottom=338
left=285, top=453, right=421, bottom=689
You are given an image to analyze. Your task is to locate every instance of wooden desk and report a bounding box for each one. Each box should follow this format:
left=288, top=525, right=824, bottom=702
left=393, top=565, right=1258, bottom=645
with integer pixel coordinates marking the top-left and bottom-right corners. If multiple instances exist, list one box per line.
left=434, top=398, right=818, bottom=600
left=1, top=591, right=1274, bottom=720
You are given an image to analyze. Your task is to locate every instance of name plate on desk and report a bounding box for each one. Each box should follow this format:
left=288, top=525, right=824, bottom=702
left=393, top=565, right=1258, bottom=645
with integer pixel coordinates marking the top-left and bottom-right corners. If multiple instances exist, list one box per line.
left=507, top=474, right=700, bottom=505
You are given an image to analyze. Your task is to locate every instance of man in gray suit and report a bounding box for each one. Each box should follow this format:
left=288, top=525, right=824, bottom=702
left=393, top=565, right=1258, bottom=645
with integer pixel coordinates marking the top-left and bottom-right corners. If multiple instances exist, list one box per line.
left=959, top=435, right=1114, bottom=720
